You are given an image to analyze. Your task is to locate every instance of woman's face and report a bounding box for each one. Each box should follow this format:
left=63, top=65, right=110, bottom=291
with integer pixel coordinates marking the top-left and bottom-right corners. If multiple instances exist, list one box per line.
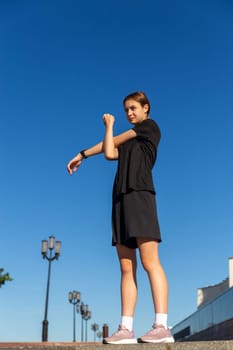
left=124, top=99, right=149, bottom=125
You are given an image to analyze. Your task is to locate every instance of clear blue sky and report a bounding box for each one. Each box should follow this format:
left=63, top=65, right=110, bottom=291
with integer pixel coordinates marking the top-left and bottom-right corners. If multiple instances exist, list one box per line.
left=1, top=0, right=233, bottom=342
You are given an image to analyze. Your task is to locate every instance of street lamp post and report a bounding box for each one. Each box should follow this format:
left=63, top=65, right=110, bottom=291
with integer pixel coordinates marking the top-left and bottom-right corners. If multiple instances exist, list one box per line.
left=80, top=304, right=91, bottom=342
left=91, top=323, right=99, bottom=342
left=97, top=331, right=103, bottom=342
left=84, top=308, right=91, bottom=342
left=41, top=235, right=61, bottom=342
left=68, top=290, right=81, bottom=342
left=80, top=302, right=85, bottom=342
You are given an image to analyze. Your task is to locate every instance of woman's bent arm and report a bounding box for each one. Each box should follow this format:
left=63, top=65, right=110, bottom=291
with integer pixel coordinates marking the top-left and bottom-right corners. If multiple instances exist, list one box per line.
left=103, top=114, right=118, bottom=159
left=103, top=113, right=136, bottom=160
left=67, top=118, right=136, bottom=174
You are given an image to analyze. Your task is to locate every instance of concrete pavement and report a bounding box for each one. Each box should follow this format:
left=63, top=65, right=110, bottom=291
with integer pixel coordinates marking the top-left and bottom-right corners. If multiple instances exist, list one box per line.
left=0, top=341, right=233, bottom=350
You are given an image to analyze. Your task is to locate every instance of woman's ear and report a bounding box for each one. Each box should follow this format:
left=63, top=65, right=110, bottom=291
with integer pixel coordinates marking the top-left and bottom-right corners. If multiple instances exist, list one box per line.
left=143, top=104, right=149, bottom=114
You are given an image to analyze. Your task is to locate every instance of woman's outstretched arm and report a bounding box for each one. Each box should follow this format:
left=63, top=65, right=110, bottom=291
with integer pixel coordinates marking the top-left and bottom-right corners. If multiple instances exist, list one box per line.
left=67, top=141, right=104, bottom=175
left=67, top=114, right=136, bottom=175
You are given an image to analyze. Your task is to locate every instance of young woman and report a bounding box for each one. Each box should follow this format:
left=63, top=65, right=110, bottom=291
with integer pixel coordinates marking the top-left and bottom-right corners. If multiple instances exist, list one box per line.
left=67, top=91, right=174, bottom=344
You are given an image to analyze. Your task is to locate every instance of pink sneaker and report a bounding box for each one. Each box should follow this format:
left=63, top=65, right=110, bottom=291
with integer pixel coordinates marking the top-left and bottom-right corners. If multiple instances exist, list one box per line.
left=103, top=325, right=137, bottom=344
left=138, top=324, right=175, bottom=343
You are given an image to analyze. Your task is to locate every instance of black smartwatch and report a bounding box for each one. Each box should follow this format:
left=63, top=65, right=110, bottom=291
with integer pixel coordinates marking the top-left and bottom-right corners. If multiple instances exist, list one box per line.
left=80, top=150, right=88, bottom=159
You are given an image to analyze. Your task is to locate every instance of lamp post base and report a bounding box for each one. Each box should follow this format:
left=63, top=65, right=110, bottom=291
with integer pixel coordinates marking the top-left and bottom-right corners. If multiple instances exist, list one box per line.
left=42, top=320, right=49, bottom=342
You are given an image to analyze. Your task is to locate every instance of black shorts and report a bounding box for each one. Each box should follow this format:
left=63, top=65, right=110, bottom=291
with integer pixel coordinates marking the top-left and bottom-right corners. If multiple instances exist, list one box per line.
left=112, top=190, right=161, bottom=249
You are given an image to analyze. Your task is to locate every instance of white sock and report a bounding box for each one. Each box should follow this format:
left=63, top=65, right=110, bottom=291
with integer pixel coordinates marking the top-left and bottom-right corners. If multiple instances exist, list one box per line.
left=154, top=313, right=168, bottom=328
left=121, top=316, right=133, bottom=331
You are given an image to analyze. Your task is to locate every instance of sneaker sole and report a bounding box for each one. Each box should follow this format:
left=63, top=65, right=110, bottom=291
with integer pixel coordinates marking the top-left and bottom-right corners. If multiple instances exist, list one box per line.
left=138, top=336, right=175, bottom=343
left=103, top=338, right=138, bottom=344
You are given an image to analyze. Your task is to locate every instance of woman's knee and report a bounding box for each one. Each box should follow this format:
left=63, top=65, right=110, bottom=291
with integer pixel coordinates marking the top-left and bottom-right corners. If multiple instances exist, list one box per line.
left=137, top=238, right=160, bottom=272
left=140, top=256, right=157, bottom=273
left=117, top=244, right=137, bottom=274
left=119, top=258, right=137, bottom=274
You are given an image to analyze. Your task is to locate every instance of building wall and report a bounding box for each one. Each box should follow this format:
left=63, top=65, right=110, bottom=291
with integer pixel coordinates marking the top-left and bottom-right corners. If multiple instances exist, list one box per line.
left=183, top=318, right=233, bottom=341
left=172, top=257, right=233, bottom=341
left=229, top=257, right=233, bottom=288
left=172, top=287, right=233, bottom=341
left=197, top=279, right=229, bottom=308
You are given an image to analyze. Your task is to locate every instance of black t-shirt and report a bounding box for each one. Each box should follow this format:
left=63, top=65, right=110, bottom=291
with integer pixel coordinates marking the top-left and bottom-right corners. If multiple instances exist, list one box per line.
left=113, top=118, right=161, bottom=195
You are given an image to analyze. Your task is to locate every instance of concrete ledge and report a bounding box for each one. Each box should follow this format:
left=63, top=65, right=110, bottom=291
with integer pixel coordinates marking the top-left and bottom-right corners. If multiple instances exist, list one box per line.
left=0, top=341, right=233, bottom=350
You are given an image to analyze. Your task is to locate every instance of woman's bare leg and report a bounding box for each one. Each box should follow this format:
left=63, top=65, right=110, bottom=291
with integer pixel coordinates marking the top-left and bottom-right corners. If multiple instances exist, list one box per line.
left=137, top=238, right=168, bottom=314
left=116, top=244, right=138, bottom=317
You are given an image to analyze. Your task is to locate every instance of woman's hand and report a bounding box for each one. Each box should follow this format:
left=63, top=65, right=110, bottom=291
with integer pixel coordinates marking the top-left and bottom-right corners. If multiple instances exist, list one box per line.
left=103, top=113, right=115, bottom=127
left=67, top=153, right=83, bottom=175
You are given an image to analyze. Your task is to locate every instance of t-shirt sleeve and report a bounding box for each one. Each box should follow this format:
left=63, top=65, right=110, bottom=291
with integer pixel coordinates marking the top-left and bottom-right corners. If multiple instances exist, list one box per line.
left=132, top=119, right=161, bottom=147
